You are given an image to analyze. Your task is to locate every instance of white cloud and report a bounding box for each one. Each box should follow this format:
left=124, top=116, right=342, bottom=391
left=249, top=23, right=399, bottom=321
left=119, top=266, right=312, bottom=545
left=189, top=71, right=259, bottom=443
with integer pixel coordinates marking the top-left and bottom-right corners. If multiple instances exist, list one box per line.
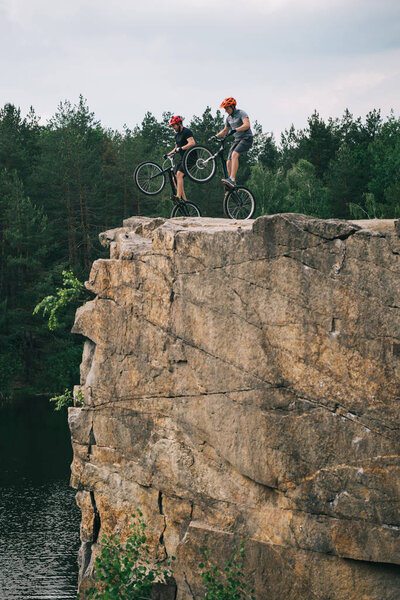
left=0, top=0, right=399, bottom=137
left=0, top=0, right=80, bottom=29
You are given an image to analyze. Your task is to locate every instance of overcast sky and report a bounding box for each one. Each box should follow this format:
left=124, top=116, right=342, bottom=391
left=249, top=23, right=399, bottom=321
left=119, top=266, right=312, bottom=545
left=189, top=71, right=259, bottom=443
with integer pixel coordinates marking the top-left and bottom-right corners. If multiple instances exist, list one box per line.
left=0, top=0, right=399, bottom=139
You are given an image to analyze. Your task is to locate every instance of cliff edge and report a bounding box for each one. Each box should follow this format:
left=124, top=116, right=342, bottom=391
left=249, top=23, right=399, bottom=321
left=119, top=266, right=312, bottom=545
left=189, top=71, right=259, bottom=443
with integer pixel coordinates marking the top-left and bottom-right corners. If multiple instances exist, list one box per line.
left=69, top=214, right=400, bottom=599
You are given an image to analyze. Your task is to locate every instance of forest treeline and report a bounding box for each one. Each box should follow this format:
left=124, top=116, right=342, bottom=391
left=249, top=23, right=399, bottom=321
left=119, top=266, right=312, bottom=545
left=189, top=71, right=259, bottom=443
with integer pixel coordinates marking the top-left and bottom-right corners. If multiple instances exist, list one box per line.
left=0, top=96, right=399, bottom=396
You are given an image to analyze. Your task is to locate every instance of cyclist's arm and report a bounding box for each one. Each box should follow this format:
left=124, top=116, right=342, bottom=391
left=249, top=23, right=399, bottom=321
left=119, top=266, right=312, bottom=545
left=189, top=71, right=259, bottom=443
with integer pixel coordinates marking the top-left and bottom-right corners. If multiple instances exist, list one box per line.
left=235, top=117, right=250, bottom=132
left=180, top=137, right=195, bottom=151
left=216, top=126, right=230, bottom=138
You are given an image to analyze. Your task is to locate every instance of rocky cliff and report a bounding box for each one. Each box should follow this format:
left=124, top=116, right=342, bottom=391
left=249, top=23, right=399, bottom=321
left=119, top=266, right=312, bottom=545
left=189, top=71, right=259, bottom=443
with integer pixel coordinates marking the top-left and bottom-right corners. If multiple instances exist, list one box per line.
left=69, top=214, right=400, bottom=599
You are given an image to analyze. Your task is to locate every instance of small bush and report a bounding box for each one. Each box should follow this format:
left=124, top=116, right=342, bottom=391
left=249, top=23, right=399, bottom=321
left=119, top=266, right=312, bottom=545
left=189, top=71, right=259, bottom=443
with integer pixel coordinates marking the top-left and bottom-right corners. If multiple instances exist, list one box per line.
left=82, top=510, right=174, bottom=600
left=199, top=542, right=255, bottom=600
left=50, top=388, right=83, bottom=411
left=33, top=269, right=86, bottom=331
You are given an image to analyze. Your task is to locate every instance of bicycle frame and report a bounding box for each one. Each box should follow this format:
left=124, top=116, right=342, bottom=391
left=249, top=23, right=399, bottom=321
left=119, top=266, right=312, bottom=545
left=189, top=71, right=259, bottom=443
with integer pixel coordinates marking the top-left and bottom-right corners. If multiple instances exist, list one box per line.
left=201, top=138, right=230, bottom=178
left=180, top=138, right=256, bottom=218
left=152, top=155, right=177, bottom=196
left=166, top=167, right=178, bottom=196
left=135, top=153, right=202, bottom=216
left=158, top=154, right=188, bottom=206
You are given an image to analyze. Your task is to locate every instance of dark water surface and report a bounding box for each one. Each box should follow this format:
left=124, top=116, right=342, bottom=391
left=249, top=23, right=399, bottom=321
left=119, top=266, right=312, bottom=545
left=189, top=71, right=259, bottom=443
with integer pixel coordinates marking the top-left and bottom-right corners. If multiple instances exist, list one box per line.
left=0, top=396, right=80, bottom=599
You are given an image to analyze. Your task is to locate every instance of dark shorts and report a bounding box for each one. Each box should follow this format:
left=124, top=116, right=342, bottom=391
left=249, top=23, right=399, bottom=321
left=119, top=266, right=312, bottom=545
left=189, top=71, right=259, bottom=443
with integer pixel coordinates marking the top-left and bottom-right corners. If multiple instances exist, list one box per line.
left=175, top=159, right=185, bottom=174
left=228, top=138, right=253, bottom=160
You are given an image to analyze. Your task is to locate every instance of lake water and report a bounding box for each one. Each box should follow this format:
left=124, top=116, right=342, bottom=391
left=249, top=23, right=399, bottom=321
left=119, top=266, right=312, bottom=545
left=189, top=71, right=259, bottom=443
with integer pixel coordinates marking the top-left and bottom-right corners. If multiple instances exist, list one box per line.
left=0, top=395, right=80, bottom=599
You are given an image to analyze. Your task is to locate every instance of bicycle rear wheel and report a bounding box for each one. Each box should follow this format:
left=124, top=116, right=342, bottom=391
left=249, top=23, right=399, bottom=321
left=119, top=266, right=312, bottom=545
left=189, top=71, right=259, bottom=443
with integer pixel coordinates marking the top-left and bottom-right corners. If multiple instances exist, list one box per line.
left=224, top=186, right=256, bottom=220
left=183, top=146, right=216, bottom=183
left=134, top=161, right=166, bottom=195
left=171, top=201, right=201, bottom=218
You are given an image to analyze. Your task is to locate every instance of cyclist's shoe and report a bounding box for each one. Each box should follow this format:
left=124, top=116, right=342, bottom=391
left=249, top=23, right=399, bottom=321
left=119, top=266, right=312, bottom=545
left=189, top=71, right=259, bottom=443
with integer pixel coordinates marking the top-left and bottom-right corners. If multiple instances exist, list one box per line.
left=173, top=195, right=184, bottom=205
left=221, top=177, right=235, bottom=189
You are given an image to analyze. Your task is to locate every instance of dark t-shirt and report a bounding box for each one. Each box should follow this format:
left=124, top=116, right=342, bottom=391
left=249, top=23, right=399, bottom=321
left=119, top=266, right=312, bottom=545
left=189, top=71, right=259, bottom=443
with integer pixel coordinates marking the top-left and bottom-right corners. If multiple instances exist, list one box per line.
left=175, top=127, right=194, bottom=154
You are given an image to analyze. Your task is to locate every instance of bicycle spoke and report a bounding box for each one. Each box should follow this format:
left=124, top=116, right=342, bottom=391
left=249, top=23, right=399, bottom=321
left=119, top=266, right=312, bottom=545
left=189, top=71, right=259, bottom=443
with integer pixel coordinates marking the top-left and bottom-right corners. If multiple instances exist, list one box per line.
left=225, top=187, right=255, bottom=220
left=183, top=146, right=216, bottom=183
left=134, top=162, right=165, bottom=195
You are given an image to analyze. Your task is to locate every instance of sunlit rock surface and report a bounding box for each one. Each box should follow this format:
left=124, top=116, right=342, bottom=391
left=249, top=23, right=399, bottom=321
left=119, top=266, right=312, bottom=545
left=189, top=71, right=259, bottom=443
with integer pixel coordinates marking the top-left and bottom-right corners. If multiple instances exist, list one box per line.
left=69, top=214, right=400, bottom=599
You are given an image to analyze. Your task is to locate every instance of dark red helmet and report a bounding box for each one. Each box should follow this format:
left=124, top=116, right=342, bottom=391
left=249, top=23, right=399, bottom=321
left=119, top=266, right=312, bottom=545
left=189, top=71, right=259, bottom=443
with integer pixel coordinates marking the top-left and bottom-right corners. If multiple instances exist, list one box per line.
left=169, top=115, right=183, bottom=126
left=220, top=97, right=236, bottom=109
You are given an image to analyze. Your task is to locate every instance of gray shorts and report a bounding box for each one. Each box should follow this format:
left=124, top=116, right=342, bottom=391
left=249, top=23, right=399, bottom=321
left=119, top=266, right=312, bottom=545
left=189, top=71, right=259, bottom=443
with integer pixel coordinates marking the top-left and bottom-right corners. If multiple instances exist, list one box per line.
left=228, top=138, right=253, bottom=160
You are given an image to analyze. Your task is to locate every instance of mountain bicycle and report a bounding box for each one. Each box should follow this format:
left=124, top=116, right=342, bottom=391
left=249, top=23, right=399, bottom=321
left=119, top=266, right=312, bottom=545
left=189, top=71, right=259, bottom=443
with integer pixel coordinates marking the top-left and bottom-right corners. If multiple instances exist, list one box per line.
left=182, top=137, right=256, bottom=220
left=134, top=153, right=201, bottom=218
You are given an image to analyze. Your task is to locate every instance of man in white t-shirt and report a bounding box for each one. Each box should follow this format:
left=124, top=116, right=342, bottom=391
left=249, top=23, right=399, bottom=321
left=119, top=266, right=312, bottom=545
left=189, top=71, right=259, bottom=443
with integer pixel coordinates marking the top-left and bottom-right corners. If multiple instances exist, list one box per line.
left=216, top=97, right=253, bottom=188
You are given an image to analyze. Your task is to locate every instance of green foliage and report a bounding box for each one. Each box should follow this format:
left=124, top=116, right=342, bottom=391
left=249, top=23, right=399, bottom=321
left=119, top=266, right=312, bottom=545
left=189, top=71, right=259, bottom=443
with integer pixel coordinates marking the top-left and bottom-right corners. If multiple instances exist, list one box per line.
left=285, top=159, right=331, bottom=218
left=199, top=542, right=255, bottom=600
left=249, top=164, right=287, bottom=216
left=33, top=269, right=86, bottom=330
left=349, top=193, right=382, bottom=220
left=367, top=112, right=400, bottom=218
left=249, top=125, right=279, bottom=171
left=82, top=510, right=173, bottom=600
left=76, top=510, right=255, bottom=600
left=38, top=337, right=83, bottom=392
left=50, top=387, right=83, bottom=411
left=0, top=346, right=23, bottom=399
left=49, top=388, right=73, bottom=411
left=250, top=159, right=330, bottom=218
left=189, top=106, right=224, bottom=146
left=0, top=168, right=51, bottom=394
left=49, top=387, right=84, bottom=411
left=1, top=98, right=400, bottom=396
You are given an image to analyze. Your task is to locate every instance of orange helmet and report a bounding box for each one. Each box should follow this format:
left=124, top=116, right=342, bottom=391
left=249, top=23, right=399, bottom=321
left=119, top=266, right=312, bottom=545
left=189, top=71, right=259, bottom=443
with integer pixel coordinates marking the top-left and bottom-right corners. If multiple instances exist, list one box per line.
left=220, top=97, right=236, bottom=109
left=169, top=115, right=183, bottom=126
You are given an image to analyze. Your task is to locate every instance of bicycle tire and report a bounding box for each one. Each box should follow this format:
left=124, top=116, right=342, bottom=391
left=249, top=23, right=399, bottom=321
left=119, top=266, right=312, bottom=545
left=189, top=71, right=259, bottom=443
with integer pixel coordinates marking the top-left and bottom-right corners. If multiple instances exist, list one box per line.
left=134, top=161, right=166, bottom=196
left=183, top=145, right=216, bottom=183
left=224, top=186, right=256, bottom=220
left=171, top=201, right=201, bottom=218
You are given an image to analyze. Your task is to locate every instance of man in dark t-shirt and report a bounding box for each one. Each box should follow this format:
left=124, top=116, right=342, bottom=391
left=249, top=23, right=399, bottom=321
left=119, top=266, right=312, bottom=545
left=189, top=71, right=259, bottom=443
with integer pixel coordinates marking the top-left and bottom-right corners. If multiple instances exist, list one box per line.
left=216, top=97, right=253, bottom=189
left=166, top=115, right=196, bottom=202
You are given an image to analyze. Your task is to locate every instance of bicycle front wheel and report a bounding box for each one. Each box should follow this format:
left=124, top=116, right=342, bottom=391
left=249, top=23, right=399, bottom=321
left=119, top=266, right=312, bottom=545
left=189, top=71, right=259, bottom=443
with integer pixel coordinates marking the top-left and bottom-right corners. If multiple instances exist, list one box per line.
left=224, top=186, right=256, bottom=220
left=134, top=162, right=166, bottom=195
left=171, top=201, right=201, bottom=218
left=183, top=146, right=216, bottom=183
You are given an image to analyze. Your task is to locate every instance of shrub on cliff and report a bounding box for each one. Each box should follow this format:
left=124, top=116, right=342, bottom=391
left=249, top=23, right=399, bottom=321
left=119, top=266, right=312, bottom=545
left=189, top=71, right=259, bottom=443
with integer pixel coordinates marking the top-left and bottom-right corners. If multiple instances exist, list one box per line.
left=80, top=510, right=173, bottom=600
left=33, top=269, right=87, bottom=331
left=199, top=542, right=255, bottom=600
left=78, top=508, right=255, bottom=600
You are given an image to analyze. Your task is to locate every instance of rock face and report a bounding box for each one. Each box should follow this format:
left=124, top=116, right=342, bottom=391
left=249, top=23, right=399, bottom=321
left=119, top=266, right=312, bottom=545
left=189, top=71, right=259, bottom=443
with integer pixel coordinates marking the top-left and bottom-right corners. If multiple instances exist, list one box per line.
left=69, top=214, right=400, bottom=599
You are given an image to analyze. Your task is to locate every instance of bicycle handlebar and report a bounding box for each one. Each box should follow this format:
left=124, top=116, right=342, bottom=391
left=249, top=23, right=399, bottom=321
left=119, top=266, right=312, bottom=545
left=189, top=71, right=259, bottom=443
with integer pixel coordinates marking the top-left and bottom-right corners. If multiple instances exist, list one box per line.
left=209, top=135, right=228, bottom=143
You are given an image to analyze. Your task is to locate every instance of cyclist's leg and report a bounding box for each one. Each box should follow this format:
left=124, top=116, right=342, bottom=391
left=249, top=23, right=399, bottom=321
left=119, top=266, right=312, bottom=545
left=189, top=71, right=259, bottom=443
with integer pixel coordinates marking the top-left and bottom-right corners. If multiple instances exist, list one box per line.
left=226, top=141, right=237, bottom=178
left=176, top=170, right=187, bottom=200
left=230, top=139, right=253, bottom=182
left=230, top=151, right=240, bottom=181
